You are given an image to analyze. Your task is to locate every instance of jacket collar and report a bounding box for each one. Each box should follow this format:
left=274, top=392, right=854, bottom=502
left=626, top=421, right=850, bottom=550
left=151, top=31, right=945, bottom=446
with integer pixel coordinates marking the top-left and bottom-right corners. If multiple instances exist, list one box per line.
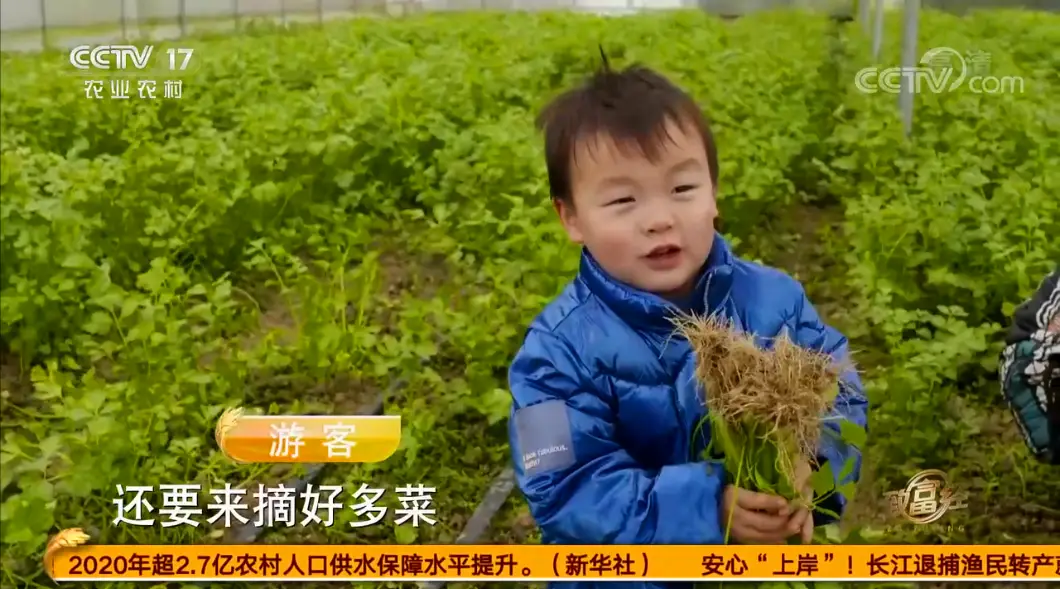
left=578, top=233, right=735, bottom=333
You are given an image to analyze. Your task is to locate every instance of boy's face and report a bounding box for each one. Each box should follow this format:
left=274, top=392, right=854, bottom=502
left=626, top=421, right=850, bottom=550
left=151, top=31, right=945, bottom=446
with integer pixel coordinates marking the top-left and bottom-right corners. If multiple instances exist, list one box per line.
left=555, top=119, right=717, bottom=300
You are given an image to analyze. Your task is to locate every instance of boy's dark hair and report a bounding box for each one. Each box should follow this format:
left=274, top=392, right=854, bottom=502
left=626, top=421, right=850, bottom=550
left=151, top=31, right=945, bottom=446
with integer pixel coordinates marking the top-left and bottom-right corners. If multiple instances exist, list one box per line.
left=535, top=55, right=719, bottom=204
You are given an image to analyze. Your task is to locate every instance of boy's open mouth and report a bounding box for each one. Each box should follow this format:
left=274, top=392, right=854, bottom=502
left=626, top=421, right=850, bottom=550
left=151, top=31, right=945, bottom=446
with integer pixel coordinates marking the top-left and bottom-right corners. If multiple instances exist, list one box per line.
left=644, top=244, right=683, bottom=269
left=646, top=244, right=681, bottom=258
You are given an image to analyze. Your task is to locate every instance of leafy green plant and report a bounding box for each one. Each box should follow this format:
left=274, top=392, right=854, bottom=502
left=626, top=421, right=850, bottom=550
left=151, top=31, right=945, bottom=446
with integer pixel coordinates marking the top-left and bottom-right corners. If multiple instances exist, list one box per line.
left=679, top=314, right=865, bottom=545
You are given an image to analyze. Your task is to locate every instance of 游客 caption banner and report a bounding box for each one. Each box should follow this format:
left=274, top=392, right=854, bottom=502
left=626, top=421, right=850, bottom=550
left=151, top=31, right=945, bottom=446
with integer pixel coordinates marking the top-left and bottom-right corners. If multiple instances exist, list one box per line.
left=44, top=540, right=1060, bottom=582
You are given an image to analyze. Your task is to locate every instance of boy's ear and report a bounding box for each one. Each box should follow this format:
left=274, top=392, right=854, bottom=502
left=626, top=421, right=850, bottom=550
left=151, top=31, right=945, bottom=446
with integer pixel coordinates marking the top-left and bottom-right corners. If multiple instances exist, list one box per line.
left=553, top=197, right=584, bottom=244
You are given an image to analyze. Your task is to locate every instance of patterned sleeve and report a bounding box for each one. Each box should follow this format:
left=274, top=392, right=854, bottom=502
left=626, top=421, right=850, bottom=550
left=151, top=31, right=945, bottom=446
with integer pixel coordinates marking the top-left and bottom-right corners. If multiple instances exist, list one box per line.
left=998, top=269, right=1060, bottom=464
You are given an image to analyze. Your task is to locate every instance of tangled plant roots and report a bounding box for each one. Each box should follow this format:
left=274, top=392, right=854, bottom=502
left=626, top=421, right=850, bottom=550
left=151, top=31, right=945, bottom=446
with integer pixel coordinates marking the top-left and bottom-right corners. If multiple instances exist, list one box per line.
left=675, top=313, right=852, bottom=494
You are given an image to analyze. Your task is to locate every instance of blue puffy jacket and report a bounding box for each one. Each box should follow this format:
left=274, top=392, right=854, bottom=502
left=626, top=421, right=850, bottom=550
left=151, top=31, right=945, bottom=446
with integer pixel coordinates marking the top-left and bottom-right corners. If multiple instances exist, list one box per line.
left=507, top=234, right=869, bottom=589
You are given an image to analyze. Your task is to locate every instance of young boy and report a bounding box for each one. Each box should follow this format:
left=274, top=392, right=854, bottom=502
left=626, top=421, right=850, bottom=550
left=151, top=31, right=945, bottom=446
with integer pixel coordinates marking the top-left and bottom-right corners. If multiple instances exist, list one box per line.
left=506, top=61, right=868, bottom=584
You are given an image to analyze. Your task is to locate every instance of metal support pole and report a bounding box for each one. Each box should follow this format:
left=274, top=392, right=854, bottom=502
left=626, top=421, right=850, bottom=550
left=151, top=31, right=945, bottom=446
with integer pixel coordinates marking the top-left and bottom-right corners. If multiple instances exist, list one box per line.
left=179, top=0, right=187, bottom=36
left=39, top=0, right=48, bottom=49
left=318, top=0, right=324, bottom=24
left=898, top=0, right=919, bottom=138
left=872, top=0, right=885, bottom=60
left=859, top=0, right=870, bottom=32
left=234, top=0, right=241, bottom=30
left=121, top=0, right=128, bottom=40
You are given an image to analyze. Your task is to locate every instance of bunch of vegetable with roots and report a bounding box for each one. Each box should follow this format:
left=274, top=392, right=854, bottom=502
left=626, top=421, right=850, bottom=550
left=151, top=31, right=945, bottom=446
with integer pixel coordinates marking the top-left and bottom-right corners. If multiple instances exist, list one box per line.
left=674, top=313, right=855, bottom=545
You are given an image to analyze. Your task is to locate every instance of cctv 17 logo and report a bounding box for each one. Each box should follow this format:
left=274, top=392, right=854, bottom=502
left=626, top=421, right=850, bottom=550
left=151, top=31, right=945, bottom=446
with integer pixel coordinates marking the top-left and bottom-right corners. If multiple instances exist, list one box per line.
left=69, top=45, right=199, bottom=76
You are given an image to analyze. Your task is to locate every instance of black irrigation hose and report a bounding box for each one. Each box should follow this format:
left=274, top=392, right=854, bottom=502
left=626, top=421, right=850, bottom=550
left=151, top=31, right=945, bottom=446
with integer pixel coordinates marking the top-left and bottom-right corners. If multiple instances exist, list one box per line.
left=417, top=467, right=517, bottom=589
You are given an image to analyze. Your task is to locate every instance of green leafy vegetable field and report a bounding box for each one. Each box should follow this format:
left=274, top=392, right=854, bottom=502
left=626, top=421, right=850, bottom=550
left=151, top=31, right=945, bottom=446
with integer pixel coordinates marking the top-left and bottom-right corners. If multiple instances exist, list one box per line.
left=1, top=8, right=1058, bottom=588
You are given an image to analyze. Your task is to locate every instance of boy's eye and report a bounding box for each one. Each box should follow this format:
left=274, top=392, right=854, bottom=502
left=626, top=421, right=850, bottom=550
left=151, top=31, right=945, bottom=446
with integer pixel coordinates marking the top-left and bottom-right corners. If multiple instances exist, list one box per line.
left=607, top=196, right=635, bottom=206
left=674, top=184, right=697, bottom=194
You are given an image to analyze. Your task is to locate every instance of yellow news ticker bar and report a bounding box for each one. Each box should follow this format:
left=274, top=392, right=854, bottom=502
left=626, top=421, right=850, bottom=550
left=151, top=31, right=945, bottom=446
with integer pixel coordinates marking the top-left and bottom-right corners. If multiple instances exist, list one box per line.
left=44, top=537, right=1060, bottom=582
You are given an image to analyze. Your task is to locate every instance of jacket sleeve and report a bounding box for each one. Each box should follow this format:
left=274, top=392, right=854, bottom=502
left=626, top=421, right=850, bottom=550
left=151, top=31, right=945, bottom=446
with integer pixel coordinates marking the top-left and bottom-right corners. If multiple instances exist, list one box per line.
left=1005, top=269, right=1059, bottom=346
left=508, top=328, right=727, bottom=545
left=999, top=269, right=1060, bottom=464
left=790, top=284, right=869, bottom=525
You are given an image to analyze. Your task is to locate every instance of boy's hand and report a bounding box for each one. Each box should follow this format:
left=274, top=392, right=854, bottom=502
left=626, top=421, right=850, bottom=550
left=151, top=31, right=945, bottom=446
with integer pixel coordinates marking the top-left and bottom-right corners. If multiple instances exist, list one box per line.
left=784, top=508, right=813, bottom=543
left=784, top=458, right=815, bottom=544
left=721, top=485, right=792, bottom=544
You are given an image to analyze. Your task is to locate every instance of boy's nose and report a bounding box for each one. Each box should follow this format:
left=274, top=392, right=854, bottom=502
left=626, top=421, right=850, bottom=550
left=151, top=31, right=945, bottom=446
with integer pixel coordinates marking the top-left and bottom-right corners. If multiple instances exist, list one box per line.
left=644, top=211, right=675, bottom=234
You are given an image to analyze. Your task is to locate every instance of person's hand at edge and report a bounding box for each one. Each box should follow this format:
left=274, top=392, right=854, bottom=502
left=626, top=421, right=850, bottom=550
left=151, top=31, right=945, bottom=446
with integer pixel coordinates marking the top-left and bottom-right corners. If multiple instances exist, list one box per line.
left=721, top=485, right=791, bottom=544
left=784, top=457, right=815, bottom=543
